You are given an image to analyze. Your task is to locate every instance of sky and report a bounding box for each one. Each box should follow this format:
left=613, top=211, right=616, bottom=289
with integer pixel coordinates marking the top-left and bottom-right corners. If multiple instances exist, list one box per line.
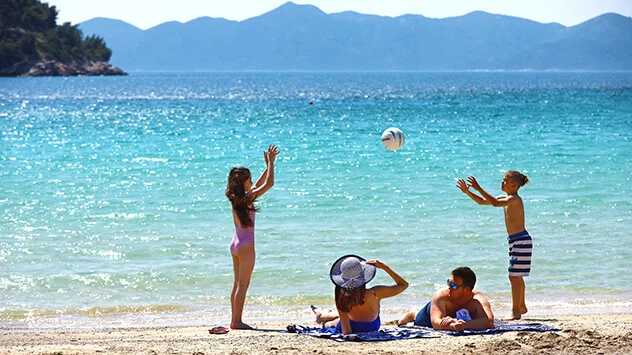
left=45, top=0, right=632, bottom=30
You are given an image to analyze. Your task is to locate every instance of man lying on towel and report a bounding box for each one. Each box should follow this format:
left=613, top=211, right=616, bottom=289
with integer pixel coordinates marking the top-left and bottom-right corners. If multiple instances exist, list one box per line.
left=399, top=267, right=494, bottom=332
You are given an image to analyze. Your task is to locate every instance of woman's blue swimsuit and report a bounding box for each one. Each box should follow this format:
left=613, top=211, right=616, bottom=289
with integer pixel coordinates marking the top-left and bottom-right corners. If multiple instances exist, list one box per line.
left=335, top=289, right=381, bottom=333
left=336, top=315, right=381, bottom=333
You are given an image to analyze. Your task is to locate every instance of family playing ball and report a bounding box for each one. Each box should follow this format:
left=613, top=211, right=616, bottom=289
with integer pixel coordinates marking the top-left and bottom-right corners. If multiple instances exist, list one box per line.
left=223, top=143, right=532, bottom=334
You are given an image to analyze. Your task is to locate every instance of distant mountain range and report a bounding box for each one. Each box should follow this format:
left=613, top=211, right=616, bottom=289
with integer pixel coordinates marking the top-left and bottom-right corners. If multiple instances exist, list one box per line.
left=78, top=2, right=632, bottom=71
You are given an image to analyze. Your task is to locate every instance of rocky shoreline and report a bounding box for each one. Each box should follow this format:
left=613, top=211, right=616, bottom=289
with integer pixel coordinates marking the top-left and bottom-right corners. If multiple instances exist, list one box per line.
left=1, top=59, right=127, bottom=77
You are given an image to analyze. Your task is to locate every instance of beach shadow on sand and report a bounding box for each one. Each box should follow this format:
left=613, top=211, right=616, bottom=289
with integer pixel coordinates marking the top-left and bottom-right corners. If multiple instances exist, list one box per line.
left=520, top=317, right=559, bottom=322
left=253, top=328, right=287, bottom=333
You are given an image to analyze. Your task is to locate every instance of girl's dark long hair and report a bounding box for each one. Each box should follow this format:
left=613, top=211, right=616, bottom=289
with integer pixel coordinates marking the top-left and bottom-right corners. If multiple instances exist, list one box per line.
left=334, top=285, right=366, bottom=313
left=226, top=167, right=259, bottom=227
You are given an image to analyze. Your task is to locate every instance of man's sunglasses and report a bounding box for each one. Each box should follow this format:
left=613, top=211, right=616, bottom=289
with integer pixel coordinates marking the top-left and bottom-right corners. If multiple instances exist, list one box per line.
left=447, top=280, right=465, bottom=290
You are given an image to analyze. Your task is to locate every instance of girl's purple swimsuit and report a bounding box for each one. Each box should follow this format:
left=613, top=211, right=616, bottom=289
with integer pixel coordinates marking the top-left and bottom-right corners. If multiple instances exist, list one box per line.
left=229, top=211, right=255, bottom=255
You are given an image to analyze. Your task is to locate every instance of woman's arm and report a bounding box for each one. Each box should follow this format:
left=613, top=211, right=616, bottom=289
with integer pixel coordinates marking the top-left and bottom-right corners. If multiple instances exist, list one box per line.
left=366, top=260, right=408, bottom=299
left=337, top=310, right=353, bottom=335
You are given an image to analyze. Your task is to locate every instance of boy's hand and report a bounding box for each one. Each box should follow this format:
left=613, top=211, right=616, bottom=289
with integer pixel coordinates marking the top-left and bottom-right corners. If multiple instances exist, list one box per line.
left=456, top=179, right=470, bottom=193
left=467, top=176, right=481, bottom=191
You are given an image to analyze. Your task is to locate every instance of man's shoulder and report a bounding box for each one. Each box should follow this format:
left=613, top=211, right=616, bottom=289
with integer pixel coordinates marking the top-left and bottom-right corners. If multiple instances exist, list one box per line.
left=432, top=288, right=450, bottom=301
left=472, top=290, right=490, bottom=302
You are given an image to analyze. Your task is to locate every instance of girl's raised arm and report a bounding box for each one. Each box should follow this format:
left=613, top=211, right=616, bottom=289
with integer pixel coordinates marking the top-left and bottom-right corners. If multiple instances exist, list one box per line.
left=249, top=145, right=279, bottom=200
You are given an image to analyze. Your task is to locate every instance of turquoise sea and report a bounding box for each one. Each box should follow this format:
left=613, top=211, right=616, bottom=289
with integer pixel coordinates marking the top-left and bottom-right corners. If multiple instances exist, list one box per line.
left=1, top=72, right=631, bottom=332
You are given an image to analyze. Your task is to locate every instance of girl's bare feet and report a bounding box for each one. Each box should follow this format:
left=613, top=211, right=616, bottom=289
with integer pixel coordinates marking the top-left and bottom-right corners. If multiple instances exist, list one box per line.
left=230, top=322, right=256, bottom=330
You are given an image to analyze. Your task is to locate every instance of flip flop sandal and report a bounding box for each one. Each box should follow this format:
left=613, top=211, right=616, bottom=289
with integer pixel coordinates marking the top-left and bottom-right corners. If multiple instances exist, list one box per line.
left=209, top=326, right=229, bottom=334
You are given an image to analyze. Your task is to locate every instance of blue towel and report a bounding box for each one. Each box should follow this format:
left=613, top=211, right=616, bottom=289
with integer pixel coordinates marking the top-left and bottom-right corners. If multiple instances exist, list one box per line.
left=401, top=319, right=560, bottom=336
left=286, top=324, right=440, bottom=342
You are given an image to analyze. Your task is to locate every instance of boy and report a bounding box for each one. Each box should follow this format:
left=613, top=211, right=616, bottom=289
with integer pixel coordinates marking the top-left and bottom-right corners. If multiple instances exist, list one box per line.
left=456, top=171, right=531, bottom=320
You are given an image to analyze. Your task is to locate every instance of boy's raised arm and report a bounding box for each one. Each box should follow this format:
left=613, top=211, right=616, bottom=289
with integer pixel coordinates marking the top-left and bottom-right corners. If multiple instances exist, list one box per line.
left=467, top=176, right=516, bottom=207
left=456, top=178, right=490, bottom=205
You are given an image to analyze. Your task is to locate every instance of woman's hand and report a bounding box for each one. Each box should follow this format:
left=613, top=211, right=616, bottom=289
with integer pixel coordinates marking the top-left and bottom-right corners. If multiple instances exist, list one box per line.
left=365, top=259, right=386, bottom=269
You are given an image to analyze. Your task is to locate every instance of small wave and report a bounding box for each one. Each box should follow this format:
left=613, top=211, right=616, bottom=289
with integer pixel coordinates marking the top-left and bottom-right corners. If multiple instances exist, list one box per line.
left=75, top=305, right=189, bottom=317
left=89, top=213, right=147, bottom=220
left=0, top=304, right=189, bottom=321
left=129, top=157, right=169, bottom=163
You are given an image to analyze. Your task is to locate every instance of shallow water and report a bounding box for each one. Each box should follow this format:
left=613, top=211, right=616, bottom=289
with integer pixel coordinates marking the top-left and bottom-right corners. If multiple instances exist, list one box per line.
left=1, top=72, right=631, bottom=331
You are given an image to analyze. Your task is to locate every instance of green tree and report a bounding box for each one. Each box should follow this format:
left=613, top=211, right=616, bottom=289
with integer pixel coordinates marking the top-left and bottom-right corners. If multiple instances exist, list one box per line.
left=83, top=35, right=112, bottom=61
left=0, top=0, right=57, bottom=31
left=1, top=0, right=115, bottom=74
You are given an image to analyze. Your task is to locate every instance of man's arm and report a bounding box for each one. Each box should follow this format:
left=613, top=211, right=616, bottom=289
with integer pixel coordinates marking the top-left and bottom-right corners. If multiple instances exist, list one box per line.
left=462, top=294, right=494, bottom=330
left=430, top=293, right=463, bottom=331
left=430, top=295, right=448, bottom=330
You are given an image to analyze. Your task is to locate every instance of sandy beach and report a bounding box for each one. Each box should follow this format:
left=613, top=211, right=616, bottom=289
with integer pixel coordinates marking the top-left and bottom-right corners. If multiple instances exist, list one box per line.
left=2, top=313, right=631, bottom=354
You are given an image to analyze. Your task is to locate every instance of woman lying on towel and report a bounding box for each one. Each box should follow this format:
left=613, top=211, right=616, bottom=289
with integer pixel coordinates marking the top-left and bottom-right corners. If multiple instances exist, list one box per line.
left=311, top=255, right=408, bottom=335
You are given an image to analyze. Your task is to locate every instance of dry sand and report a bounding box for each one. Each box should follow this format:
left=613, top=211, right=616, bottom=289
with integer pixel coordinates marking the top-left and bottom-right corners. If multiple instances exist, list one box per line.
left=2, top=313, right=631, bottom=354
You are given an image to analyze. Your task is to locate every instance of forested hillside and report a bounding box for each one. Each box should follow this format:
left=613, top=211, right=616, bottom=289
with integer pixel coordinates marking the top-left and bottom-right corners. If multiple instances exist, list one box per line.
left=0, top=0, right=125, bottom=76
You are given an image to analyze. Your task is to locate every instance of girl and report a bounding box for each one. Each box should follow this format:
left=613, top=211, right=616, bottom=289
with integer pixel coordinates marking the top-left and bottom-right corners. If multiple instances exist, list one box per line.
left=225, top=144, right=279, bottom=330
left=312, top=255, right=408, bottom=334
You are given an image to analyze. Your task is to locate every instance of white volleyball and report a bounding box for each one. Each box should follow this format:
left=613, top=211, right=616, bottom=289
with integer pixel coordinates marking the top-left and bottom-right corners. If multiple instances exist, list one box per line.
left=381, top=127, right=405, bottom=151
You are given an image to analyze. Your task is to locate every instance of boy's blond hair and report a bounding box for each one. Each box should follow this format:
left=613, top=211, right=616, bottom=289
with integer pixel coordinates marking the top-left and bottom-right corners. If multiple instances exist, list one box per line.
left=505, top=170, right=530, bottom=187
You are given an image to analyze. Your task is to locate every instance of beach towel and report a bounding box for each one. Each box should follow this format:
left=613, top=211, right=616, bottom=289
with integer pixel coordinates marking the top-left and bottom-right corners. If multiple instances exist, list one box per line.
left=400, top=319, right=560, bottom=336
left=286, top=324, right=440, bottom=342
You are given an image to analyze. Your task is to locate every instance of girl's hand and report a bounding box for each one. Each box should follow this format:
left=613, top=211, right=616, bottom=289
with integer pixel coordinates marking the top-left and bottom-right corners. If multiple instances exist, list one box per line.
left=266, top=144, right=279, bottom=163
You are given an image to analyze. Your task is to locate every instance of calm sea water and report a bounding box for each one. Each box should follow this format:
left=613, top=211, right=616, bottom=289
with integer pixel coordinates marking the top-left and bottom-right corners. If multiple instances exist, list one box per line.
left=1, top=72, right=631, bottom=331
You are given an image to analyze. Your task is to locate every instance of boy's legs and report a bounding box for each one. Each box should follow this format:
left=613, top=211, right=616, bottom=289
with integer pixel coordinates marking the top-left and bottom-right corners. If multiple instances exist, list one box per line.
left=506, top=231, right=532, bottom=320
left=504, top=276, right=526, bottom=320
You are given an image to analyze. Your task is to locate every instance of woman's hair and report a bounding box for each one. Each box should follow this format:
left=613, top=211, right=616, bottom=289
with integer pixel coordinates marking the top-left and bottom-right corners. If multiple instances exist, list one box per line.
left=505, top=170, right=530, bottom=187
left=334, top=285, right=366, bottom=313
left=226, top=167, right=259, bottom=227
